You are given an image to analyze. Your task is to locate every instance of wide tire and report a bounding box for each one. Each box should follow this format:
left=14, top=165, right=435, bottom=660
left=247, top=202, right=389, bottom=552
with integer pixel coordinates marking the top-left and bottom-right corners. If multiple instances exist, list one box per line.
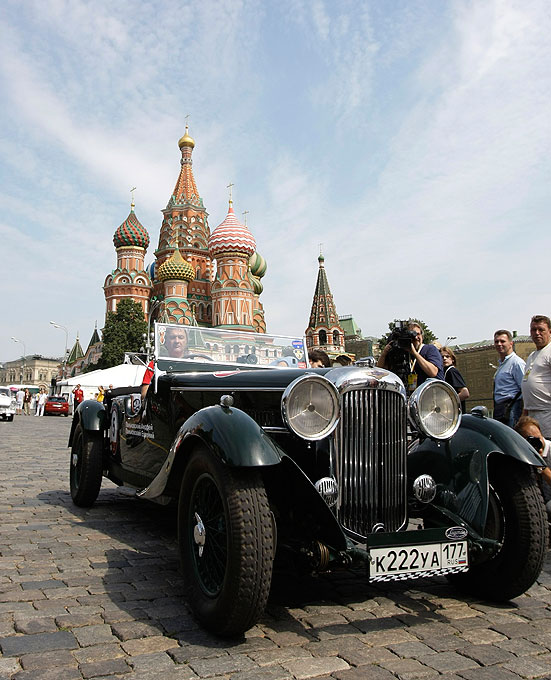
left=70, top=424, right=103, bottom=507
left=178, top=447, right=274, bottom=637
left=449, top=458, right=548, bottom=601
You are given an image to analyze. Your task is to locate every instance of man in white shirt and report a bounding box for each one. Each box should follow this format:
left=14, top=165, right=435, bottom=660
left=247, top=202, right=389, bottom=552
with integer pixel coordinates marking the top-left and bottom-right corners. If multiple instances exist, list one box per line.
left=522, top=315, right=551, bottom=438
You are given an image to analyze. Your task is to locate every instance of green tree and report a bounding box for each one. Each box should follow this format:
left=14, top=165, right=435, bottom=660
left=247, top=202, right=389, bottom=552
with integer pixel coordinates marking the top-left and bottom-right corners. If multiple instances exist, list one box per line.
left=98, top=299, right=148, bottom=368
left=378, top=318, right=437, bottom=350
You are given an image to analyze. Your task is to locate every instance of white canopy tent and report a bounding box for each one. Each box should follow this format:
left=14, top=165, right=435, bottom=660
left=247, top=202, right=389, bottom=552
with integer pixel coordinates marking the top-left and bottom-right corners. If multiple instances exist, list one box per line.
left=56, top=364, right=146, bottom=402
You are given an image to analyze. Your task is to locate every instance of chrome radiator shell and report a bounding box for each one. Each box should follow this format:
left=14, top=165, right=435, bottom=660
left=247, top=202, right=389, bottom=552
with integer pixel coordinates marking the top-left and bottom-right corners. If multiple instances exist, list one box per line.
left=334, top=385, right=408, bottom=540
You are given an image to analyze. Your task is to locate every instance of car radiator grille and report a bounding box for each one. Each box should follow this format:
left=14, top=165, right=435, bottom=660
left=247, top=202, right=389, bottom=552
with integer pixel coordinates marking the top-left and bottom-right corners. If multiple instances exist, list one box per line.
left=335, top=388, right=407, bottom=539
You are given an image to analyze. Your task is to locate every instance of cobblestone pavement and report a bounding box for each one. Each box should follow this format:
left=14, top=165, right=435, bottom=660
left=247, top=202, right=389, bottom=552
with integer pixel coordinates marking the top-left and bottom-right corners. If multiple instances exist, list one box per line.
left=1, top=417, right=551, bottom=680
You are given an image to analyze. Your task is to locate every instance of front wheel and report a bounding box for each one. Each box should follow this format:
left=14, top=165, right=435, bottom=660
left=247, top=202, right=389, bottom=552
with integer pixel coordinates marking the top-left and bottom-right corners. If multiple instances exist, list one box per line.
left=448, top=458, right=548, bottom=601
left=178, top=447, right=274, bottom=636
left=70, top=424, right=103, bottom=507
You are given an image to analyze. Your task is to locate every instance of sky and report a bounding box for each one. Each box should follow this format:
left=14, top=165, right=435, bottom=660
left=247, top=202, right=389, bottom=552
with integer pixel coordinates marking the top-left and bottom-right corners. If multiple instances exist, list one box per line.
left=1, top=0, right=550, bottom=362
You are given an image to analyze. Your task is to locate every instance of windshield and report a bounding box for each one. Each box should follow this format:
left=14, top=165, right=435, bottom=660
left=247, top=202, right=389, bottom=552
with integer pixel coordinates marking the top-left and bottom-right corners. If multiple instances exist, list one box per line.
left=153, top=323, right=307, bottom=369
left=0, top=388, right=10, bottom=397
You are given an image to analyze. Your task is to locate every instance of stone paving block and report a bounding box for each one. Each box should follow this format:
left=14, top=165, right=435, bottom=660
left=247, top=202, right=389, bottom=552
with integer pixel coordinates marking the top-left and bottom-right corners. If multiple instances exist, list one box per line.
left=503, top=654, right=551, bottom=678
left=424, top=635, right=467, bottom=652
left=495, top=637, right=548, bottom=656
left=13, top=617, right=58, bottom=635
left=386, top=640, right=437, bottom=660
left=188, top=652, right=257, bottom=677
left=73, top=642, right=127, bottom=664
left=121, top=635, right=180, bottom=656
left=458, top=643, right=516, bottom=666
left=247, top=645, right=313, bottom=667
left=0, top=630, right=77, bottom=656
left=111, top=620, right=164, bottom=641
left=79, top=656, right=131, bottom=678
left=458, top=667, right=528, bottom=680
left=11, top=667, right=82, bottom=680
left=0, top=657, right=21, bottom=677
left=228, top=666, right=292, bottom=680
left=416, top=650, right=479, bottom=673
left=19, top=648, right=77, bottom=671
left=304, top=636, right=368, bottom=657
left=489, top=621, right=538, bottom=638
left=127, top=651, right=177, bottom=673
left=458, top=628, right=507, bottom=644
left=378, top=657, right=440, bottom=679
left=332, top=666, right=396, bottom=680
left=281, top=655, right=350, bottom=679
left=54, top=612, right=104, bottom=628
left=73, top=623, right=119, bottom=647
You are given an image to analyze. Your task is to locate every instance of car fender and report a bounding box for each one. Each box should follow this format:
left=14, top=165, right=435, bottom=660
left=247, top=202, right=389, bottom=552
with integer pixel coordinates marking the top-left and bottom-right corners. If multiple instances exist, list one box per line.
left=68, top=400, right=106, bottom=446
left=139, top=404, right=285, bottom=499
left=408, top=413, right=545, bottom=534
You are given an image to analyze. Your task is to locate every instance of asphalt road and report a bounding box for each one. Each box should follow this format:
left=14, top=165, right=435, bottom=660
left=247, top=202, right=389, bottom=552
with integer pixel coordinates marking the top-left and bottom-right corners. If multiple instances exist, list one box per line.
left=1, top=415, right=551, bottom=680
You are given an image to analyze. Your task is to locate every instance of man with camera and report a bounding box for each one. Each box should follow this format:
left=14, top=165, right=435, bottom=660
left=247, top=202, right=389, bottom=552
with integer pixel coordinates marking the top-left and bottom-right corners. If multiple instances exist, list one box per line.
left=377, top=321, right=443, bottom=391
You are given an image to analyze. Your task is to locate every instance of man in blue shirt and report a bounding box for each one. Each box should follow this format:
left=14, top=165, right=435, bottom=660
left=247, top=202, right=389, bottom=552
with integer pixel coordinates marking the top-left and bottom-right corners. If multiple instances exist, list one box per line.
left=493, top=329, right=525, bottom=427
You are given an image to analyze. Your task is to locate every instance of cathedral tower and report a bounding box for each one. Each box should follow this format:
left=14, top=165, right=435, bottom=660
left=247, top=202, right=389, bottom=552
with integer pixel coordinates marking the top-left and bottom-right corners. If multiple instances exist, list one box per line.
left=305, top=253, right=345, bottom=356
left=104, top=201, right=152, bottom=317
left=209, top=199, right=258, bottom=331
left=152, top=126, right=212, bottom=325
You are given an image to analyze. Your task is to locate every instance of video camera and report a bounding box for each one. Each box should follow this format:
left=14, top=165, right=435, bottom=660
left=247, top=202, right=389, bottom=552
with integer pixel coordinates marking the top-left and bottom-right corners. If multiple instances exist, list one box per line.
left=389, top=320, right=418, bottom=350
left=385, top=320, right=417, bottom=387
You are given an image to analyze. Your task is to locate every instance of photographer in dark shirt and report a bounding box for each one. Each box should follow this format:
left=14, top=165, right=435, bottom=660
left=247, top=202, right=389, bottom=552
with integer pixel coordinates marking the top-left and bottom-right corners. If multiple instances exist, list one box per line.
left=377, top=321, right=443, bottom=391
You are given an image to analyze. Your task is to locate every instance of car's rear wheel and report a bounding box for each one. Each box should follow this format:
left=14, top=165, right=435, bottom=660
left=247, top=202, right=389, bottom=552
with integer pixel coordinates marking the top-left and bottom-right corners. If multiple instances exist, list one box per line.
left=7, top=415, right=14, bottom=422
left=70, top=424, right=103, bottom=507
left=178, top=446, right=274, bottom=636
left=448, top=458, right=547, bottom=601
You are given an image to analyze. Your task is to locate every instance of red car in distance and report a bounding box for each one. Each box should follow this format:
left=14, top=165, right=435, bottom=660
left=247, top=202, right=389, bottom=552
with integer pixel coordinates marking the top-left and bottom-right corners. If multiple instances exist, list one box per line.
left=45, top=395, right=69, bottom=417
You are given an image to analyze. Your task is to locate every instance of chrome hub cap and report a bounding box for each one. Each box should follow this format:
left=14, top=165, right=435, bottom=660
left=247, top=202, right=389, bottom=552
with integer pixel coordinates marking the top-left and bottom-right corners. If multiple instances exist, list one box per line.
left=193, top=512, right=206, bottom=557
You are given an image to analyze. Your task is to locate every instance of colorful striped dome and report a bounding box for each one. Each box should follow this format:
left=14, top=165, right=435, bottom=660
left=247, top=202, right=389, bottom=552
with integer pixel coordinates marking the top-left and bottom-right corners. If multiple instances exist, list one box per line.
left=209, top=204, right=256, bottom=257
left=249, top=251, right=267, bottom=278
left=113, top=210, right=150, bottom=249
left=157, top=249, right=195, bottom=282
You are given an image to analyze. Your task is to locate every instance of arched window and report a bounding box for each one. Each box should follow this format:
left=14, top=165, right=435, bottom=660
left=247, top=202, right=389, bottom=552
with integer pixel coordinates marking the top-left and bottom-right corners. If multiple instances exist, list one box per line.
left=319, top=330, right=327, bottom=345
left=333, top=331, right=340, bottom=345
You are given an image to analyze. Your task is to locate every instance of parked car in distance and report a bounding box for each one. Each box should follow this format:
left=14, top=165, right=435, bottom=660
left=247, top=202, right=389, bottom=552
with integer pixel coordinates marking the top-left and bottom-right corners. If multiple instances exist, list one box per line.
left=45, top=395, right=69, bottom=416
left=68, top=322, right=548, bottom=637
left=0, top=387, right=16, bottom=421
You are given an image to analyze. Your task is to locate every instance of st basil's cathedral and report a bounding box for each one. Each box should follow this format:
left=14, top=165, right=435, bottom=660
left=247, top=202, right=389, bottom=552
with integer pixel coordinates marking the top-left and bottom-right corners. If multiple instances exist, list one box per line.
left=66, top=126, right=348, bottom=375
left=103, top=125, right=267, bottom=335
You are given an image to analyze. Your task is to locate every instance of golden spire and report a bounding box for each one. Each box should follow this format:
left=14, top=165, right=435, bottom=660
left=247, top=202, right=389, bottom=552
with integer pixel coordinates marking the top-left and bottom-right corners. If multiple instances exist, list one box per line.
left=178, top=119, right=195, bottom=149
left=130, top=186, right=136, bottom=212
left=227, top=181, right=234, bottom=205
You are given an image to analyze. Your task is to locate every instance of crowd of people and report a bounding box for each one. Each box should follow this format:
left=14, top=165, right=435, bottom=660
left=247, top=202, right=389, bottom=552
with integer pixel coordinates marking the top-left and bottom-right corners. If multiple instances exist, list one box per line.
left=14, top=387, right=49, bottom=416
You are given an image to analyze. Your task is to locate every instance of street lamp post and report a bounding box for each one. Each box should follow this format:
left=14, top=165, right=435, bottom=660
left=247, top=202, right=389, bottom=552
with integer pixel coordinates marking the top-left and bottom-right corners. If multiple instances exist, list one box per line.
left=50, top=321, right=69, bottom=379
left=11, top=336, right=26, bottom=384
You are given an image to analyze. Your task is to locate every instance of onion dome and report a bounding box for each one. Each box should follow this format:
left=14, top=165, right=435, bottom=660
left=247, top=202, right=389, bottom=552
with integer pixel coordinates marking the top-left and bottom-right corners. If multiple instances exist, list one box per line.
left=249, top=252, right=267, bottom=278
left=209, top=203, right=256, bottom=257
left=113, top=208, right=150, bottom=249
left=146, top=261, right=155, bottom=281
left=157, top=248, right=195, bottom=282
left=178, top=125, right=195, bottom=149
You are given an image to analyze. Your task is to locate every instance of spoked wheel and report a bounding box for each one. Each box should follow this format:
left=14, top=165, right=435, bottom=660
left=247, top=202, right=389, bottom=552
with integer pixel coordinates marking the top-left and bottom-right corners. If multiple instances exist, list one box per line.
left=70, top=424, right=103, bottom=507
left=448, top=458, right=548, bottom=601
left=178, top=446, right=274, bottom=636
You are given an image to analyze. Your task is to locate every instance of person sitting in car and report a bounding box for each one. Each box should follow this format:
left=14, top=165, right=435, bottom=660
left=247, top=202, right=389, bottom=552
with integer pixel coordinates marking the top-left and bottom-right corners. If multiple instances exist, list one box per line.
left=515, top=415, right=551, bottom=518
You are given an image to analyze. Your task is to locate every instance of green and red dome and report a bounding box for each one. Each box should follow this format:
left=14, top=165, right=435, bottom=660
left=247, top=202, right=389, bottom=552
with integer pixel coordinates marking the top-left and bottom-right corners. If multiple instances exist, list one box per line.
left=113, top=210, right=150, bottom=249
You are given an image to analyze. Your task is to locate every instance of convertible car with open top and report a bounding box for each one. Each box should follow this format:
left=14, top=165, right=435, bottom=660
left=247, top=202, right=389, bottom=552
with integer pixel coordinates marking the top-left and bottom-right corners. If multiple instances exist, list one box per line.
left=68, top=322, right=548, bottom=636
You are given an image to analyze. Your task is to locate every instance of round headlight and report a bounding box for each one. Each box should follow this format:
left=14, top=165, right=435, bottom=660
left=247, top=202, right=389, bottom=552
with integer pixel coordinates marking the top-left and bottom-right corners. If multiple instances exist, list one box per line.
left=281, top=375, right=340, bottom=440
left=409, top=380, right=461, bottom=440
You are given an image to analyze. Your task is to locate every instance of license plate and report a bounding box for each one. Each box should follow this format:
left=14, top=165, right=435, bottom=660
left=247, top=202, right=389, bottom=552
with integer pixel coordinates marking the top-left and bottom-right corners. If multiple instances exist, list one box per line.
left=369, top=541, right=468, bottom=578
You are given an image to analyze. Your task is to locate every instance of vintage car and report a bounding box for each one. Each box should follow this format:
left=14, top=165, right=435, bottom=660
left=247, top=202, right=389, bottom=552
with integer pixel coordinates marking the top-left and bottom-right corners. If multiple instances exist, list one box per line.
left=68, top=323, right=548, bottom=636
left=0, top=387, right=16, bottom=421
